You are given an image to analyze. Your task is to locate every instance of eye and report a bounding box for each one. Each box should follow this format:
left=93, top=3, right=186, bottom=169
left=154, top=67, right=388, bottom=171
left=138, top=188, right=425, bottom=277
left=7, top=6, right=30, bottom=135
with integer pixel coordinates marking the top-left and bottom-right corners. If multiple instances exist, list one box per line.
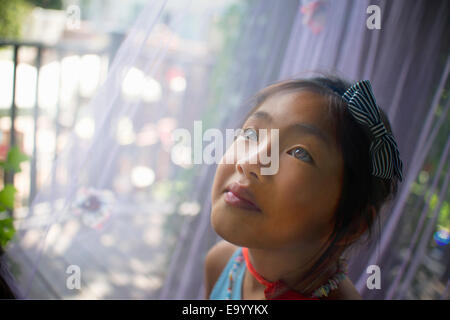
left=288, top=146, right=313, bottom=163
left=241, top=128, right=258, bottom=141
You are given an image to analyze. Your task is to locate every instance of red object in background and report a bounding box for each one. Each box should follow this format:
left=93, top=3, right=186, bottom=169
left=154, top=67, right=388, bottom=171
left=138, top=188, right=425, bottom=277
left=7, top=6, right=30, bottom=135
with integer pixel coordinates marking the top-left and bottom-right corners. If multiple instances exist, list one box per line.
left=165, top=66, right=185, bottom=83
left=300, top=0, right=327, bottom=35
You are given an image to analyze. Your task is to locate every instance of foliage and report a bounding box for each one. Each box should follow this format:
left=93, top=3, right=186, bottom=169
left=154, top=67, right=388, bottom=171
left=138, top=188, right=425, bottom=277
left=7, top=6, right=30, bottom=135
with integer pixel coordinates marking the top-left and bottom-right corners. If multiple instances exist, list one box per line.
left=406, top=87, right=450, bottom=234
left=25, top=0, right=63, bottom=10
left=427, top=87, right=450, bottom=231
left=201, top=0, right=253, bottom=130
left=0, top=146, right=29, bottom=248
left=0, top=0, right=63, bottom=40
left=0, top=0, right=32, bottom=39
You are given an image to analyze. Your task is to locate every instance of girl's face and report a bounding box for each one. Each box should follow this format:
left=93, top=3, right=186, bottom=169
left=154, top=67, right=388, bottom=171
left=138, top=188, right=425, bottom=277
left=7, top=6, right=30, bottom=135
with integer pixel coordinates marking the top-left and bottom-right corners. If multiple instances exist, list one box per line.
left=211, top=90, right=344, bottom=251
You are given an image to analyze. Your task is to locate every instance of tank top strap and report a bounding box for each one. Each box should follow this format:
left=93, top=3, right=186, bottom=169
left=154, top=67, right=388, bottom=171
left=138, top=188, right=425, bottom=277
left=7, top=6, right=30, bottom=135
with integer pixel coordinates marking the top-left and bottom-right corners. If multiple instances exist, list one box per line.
left=209, top=247, right=246, bottom=300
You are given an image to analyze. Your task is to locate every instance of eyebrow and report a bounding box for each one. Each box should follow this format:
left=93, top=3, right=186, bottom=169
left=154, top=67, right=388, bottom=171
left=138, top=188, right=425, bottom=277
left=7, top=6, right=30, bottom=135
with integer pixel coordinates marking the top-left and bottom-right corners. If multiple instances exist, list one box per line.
left=248, top=110, right=331, bottom=146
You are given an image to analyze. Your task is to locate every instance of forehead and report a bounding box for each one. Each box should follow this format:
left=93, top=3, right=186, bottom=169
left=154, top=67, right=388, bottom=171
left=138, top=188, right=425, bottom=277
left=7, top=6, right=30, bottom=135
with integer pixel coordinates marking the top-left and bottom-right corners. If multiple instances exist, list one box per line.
left=252, top=90, right=335, bottom=135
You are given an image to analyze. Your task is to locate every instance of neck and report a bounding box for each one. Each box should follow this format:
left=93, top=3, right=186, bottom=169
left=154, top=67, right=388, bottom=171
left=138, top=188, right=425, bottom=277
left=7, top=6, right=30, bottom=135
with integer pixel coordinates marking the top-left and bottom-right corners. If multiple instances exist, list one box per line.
left=245, top=243, right=340, bottom=295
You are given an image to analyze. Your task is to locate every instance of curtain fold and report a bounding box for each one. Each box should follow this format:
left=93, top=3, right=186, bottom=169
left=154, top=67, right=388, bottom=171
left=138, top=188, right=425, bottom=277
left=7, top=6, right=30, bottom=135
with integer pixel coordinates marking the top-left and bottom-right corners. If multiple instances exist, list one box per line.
left=393, top=139, right=450, bottom=299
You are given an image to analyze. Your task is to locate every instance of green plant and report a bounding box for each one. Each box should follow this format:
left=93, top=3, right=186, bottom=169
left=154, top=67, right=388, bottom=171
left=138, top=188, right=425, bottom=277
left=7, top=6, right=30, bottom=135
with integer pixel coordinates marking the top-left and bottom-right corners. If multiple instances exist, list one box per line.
left=0, top=0, right=64, bottom=41
left=0, top=0, right=32, bottom=39
left=25, top=0, right=63, bottom=10
left=0, top=145, right=29, bottom=248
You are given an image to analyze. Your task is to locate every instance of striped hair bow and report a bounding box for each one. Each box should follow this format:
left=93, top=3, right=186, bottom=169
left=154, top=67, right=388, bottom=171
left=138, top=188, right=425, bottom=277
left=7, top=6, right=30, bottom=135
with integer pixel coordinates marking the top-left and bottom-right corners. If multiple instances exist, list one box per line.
left=341, top=80, right=403, bottom=181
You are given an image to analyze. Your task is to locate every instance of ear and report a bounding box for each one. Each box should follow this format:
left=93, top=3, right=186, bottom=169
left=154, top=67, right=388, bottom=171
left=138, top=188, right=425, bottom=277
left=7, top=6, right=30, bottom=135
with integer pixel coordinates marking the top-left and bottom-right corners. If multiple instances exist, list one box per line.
left=335, top=206, right=377, bottom=246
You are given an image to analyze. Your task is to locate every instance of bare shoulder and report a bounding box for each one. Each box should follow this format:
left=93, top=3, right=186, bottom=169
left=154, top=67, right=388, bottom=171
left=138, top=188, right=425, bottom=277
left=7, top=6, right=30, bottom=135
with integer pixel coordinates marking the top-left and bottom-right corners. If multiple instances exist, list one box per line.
left=204, top=240, right=240, bottom=299
left=323, top=276, right=363, bottom=300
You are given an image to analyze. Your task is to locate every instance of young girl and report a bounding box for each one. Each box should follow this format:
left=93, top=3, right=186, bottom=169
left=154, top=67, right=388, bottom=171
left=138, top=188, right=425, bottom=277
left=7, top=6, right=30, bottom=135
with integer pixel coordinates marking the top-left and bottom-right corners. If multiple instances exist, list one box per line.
left=204, top=74, right=403, bottom=300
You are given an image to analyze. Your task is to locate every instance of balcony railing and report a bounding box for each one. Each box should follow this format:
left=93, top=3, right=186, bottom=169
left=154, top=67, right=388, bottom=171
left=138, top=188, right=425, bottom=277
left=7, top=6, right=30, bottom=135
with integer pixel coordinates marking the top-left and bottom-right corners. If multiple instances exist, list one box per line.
left=0, top=38, right=118, bottom=212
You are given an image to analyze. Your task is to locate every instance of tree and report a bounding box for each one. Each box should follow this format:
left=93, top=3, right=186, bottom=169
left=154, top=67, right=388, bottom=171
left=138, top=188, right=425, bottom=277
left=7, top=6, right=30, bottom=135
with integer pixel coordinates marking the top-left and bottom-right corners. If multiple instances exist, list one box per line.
left=25, top=0, right=63, bottom=10
left=0, top=0, right=31, bottom=39
left=0, top=0, right=63, bottom=40
left=0, top=145, right=29, bottom=299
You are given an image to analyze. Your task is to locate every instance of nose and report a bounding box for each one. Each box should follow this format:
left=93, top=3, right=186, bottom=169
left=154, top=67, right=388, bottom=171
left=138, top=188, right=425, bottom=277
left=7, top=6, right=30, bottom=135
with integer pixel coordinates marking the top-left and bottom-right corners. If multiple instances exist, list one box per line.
left=236, top=160, right=260, bottom=181
left=235, top=133, right=273, bottom=181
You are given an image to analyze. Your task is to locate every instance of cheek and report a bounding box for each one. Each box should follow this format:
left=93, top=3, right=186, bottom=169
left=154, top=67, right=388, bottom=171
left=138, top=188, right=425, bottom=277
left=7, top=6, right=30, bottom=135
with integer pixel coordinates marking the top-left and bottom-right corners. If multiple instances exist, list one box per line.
left=284, top=167, right=340, bottom=211
left=211, top=142, right=239, bottom=201
left=266, top=162, right=341, bottom=243
left=211, top=162, right=231, bottom=203
left=210, top=163, right=238, bottom=236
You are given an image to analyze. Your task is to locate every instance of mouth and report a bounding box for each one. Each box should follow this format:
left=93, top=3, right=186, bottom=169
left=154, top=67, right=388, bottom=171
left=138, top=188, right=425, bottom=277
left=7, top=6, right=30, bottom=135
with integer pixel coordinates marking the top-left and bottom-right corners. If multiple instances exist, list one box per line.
left=223, top=182, right=261, bottom=212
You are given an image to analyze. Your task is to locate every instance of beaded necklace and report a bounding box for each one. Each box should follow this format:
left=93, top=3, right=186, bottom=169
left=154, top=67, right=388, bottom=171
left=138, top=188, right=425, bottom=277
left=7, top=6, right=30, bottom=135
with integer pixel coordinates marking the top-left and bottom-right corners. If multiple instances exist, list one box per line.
left=226, top=247, right=348, bottom=300
left=226, top=250, right=244, bottom=299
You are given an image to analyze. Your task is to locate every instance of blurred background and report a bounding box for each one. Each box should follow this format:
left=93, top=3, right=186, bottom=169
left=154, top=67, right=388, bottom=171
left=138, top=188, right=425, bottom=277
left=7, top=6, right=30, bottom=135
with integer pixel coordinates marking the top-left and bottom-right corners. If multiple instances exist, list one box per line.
left=0, top=0, right=448, bottom=299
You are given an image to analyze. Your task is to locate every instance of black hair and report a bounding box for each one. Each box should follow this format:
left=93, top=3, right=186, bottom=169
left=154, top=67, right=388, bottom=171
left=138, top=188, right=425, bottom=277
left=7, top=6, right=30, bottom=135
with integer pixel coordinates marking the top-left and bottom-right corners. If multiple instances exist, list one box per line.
left=239, top=73, right=401, bottom=295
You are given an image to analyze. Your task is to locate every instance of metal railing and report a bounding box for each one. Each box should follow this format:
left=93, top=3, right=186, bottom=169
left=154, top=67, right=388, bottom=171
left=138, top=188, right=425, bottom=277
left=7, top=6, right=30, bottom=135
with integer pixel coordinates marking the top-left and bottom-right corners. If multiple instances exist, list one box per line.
left=0, top=38, right=119, bottom=211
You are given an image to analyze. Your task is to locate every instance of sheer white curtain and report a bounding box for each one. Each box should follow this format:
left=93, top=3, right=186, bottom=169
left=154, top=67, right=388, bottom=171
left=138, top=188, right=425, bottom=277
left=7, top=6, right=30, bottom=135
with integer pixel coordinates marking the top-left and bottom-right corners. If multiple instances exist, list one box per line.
left=3, top=0, right=449, bottom=300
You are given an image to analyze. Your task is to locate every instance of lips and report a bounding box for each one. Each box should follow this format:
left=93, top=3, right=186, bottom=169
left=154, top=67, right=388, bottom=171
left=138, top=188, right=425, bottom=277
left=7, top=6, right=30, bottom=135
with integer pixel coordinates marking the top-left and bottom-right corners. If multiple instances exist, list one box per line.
left=224, top=181, right=261, bottom=212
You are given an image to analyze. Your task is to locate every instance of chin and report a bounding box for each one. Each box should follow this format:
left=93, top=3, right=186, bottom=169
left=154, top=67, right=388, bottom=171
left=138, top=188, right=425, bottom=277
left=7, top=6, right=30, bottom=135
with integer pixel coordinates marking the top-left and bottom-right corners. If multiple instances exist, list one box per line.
left=210, top=204, right=230, bottom=237
left=210, top=204, right=245, bottom=247
left=210, top=204, right=264, bottom=248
